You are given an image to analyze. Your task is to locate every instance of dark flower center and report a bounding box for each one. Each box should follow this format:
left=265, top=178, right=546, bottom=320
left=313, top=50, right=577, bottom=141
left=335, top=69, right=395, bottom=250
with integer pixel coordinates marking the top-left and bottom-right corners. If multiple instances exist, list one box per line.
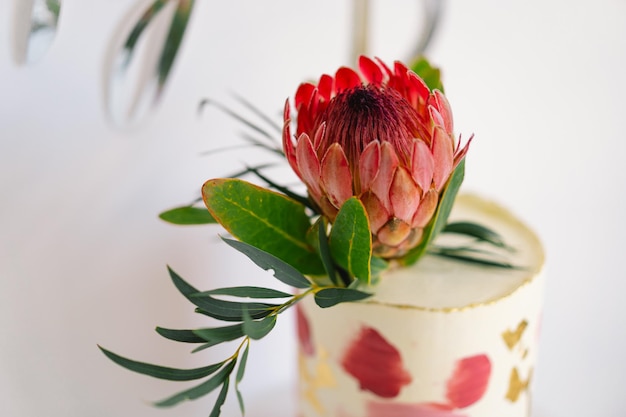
left=320, top=85, right=420, bottom=165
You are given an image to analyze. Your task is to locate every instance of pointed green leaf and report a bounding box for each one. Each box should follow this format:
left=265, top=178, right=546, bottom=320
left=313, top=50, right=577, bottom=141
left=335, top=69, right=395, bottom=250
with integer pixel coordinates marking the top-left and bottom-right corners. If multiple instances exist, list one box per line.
left=154, top=360, right=235, bottom=407
left=221, top=237, right=311, bottom=289
left=243, top=308, right=277, bottom=340
left=314, top=287, right=372, bottom=308
left=402, top=158, right=465, bottom=266
left=98, top=346, right=225, bottom=381
left=329, top=198, right=372, bottom=284
left=202, top=178, right=324, bottom=275
left=442, top=221, right=510, bottom=249
left=193, top=286, right=292, bottom=299
left=235, top=343, right=249, bottom=415
left=307, top=217, right=339, bottom=285
left=192, top=324, right=245, bottom=344
left=209, top=377, right=230, bottom=417
left=155, top=327, right=206, bottom=343
left=159, top=206, right=217, bottom=225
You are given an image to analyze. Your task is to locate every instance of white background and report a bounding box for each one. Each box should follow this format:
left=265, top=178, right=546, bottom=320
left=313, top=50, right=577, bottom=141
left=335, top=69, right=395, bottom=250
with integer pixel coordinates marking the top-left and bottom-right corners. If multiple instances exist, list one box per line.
left=1, top=1, right=625, bottom=416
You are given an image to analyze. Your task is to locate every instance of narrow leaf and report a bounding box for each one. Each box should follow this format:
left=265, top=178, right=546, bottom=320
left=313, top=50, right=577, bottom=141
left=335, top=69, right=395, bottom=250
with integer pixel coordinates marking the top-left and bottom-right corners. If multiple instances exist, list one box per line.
left=193, top=324, right=245, bottom=344
left=235, top=343, right=249, bottom=414
left=329, top=198, right=372, bottom=284
left=154, top=360, right=235, bottom=408
left=243, top=308, right=277, bottom=340
left=202, top=178, right=324, bottom=275
left=209, top=377, right=230, bottom=417
left=314, top=288, right=372, bottom=308
left=307, top=217, right=339, bottom=285
left=155, top=327, right=206, bottom=343
left=99, top=346, right=225, bottom=381
left=402, top=158, right=465, bottom=266
left=442, top=221, right=510, bottom=249
left=221, top=237, right=311, bottom=289
left=193, top=286, right=292, bottom=299
left=159, top=206, right=217, bottom=225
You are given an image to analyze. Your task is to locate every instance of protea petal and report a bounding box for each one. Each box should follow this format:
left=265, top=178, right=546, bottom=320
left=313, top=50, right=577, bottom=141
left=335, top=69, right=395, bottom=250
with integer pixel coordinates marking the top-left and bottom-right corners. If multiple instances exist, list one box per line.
left=318, top=74, right=334, bottom=101
left=312, top=122, right=326, bottom=149
left=335, top=67, right=362, bottom=92
left=412, top=189, right=438, bottom=228
left=295, top=133, right=322, bottom=199
left=295, top=83, right=316, bottom=111
left=370, top=142, right=399, bottom=212
left=358, top=140, right=381, bottom=192
left=432, top=126, right=454, bottom=191
left=429, top=90, right=454, bottom=135
left=321, top=143, right=353, bottom=209
left=377, top=218, right=412, bottom=248
left=410, top=139, right=434, bottom=192
left=389, top=167, right=421, bottom=224
left=406, top=71, right=430, bottom=110
left=282, top=100, right=299, bottom=175
left=360, top=191, right=389, bottom=233
left=358, top=56, right=383, bottom=85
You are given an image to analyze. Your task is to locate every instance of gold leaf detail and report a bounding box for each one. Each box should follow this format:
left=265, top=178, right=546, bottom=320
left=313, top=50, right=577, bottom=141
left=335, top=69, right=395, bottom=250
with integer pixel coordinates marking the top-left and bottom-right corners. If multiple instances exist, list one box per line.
left=502, top=319, right=528, bottom=350
left=505, top=367, right=533, bottom=402
left=299, top=348, right=337, bottom=415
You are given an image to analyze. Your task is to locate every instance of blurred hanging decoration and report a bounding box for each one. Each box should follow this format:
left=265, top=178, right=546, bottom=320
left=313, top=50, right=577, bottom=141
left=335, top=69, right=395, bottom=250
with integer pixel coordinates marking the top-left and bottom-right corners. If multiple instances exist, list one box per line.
left=103, top=0, right=195, bottom=128
left=11, top=0, right=62, bottom=65
left=350, top=0, right=445, bottom=64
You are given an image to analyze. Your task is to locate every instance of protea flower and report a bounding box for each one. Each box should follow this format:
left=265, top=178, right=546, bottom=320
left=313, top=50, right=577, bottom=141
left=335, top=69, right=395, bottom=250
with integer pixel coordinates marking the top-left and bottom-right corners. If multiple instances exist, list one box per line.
left=283, top=56, right=470, bottom=258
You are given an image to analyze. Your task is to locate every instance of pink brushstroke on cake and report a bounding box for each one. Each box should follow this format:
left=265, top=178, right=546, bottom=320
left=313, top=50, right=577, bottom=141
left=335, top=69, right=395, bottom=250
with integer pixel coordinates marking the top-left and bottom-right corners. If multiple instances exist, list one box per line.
left=445, top=354, right=492, bottom=408
left=341, top=326, right=412, bottom=398
left=367, top=402, right=468, bottom=417
left=295, top=304, right=314, bottom=356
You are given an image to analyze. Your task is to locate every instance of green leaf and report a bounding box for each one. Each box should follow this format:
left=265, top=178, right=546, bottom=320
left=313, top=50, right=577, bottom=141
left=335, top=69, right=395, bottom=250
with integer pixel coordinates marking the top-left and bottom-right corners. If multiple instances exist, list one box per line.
left=402, top=158, right=466, bottom=266
left=155, top=327, right=206, bottom=343
left=410, top=56, right=444, bottom=92
left=370, top=256, right=389, bottom=279
left=154, top=360, right=236, bottom=407
left=202, top=178, right=324, bottom=275
left=242, top=309, right=277, bottom=340
left=98, top=346, right=225, bottom=381
left=329, top=198, right=372, bottom=284
left=307, top=217, right=339, bottom=285
left=192, top=324, right=245, bottom=344
left=193, top=286, right=292, bottom=299
left=221, top=237, right=311, bottom=289
left=209, top=377, right=230, bottom=417
left=167, top=266, right=277, bottom=321
left=442, top=221, right=510, bottom=249
left=159, top=206, right=217, bottom=225
left=314, top=287, right=372, bottom=308
left=235, top=343, right=249, bottom=415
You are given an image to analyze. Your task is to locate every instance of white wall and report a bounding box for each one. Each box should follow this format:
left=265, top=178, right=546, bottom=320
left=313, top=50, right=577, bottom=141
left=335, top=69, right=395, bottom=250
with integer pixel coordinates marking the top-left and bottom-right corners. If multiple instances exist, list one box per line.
left=1, top=1, right=625, bottom=416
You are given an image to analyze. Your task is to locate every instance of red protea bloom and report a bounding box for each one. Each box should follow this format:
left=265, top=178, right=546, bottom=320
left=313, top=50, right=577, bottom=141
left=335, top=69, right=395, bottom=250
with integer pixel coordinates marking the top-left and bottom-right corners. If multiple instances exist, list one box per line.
left=283, top=56, right=470, bottom=258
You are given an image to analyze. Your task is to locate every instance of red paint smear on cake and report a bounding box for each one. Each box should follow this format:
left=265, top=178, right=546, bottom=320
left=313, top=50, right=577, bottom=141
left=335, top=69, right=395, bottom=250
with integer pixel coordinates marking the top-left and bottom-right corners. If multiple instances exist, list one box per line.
left=445, top=353, right=492, bottom=408
left=341, top=326, right=412, bottom=398
left=295, top=304, right=314, bottom=356
left=367, top=401, right=467, bottom=417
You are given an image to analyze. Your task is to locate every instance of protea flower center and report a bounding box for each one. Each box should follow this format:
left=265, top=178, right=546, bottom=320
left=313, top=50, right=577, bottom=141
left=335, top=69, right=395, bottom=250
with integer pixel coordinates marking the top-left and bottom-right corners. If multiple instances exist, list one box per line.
left=283, top=56, right=470, bottom=258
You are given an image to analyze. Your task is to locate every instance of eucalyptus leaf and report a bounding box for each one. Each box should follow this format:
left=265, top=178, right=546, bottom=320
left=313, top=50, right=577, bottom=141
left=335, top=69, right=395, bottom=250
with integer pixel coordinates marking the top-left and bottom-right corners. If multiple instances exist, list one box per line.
left=329, top=198, right=372, bottom=284
left=209, top=377, right=230, bottom=417
left=202, top=178, right=324, bottom=274
left=159, top=206, right=216, bottom=225
left=442, top=221, right=510, bottom=249
left=235, top=343, right=249, bottom=414
left=154, top=360, right=235, bottom=407
left=243, top=308, right=277, bottom=340
left=192, top=324, right=245, bottom=344
left=221, top=237, right=311, bottom=289
left=155, top=327, right=206, bottom=343
left=314, top=287, right=372, bottom=308
left=98, top=346, right=225, bottom=381
left=306, top=217, right=338, bottom=285
left=193, top=286, right=292, bottom=299
left=402, top=158, right=465, bottom=266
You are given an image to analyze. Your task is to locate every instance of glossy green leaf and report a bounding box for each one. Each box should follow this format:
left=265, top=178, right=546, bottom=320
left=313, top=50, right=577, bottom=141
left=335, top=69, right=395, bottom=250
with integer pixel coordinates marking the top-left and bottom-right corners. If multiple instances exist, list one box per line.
left=410, top=57, right=444, bottom=92
left=314, top=287, right=372, bottom=308
left=193, top=286, right=292, bottom=299
left=154, top=360, right=235, bottom=407
left=155, top=327, right=205, bottom=343
left=329, top=198, right=372, bottom=284
left=402, top=158, right=465, bottom=266
left=307, top=217, right=339, bottom=285
left=98, top=346, right=225, bottom=381
left=192, top=324, right=245, bottom=344
left=202, top=178, right=324, bottom=275
left=209, top=377, right=230, bottom=417
left=221, top=237, right=311, bottom=289
left=242, top=309, right=277, bottom=340
left=442, top=221, right=510, bottom=249
left=159, top=206, right=216, bottom=225
left=167, top=266, right=278, bottom=321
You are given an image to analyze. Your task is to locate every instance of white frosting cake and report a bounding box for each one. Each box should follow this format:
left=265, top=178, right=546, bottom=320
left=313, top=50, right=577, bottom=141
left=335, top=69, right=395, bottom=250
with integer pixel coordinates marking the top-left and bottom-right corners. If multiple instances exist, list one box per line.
left=297, top=194, right=545, bottom=417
